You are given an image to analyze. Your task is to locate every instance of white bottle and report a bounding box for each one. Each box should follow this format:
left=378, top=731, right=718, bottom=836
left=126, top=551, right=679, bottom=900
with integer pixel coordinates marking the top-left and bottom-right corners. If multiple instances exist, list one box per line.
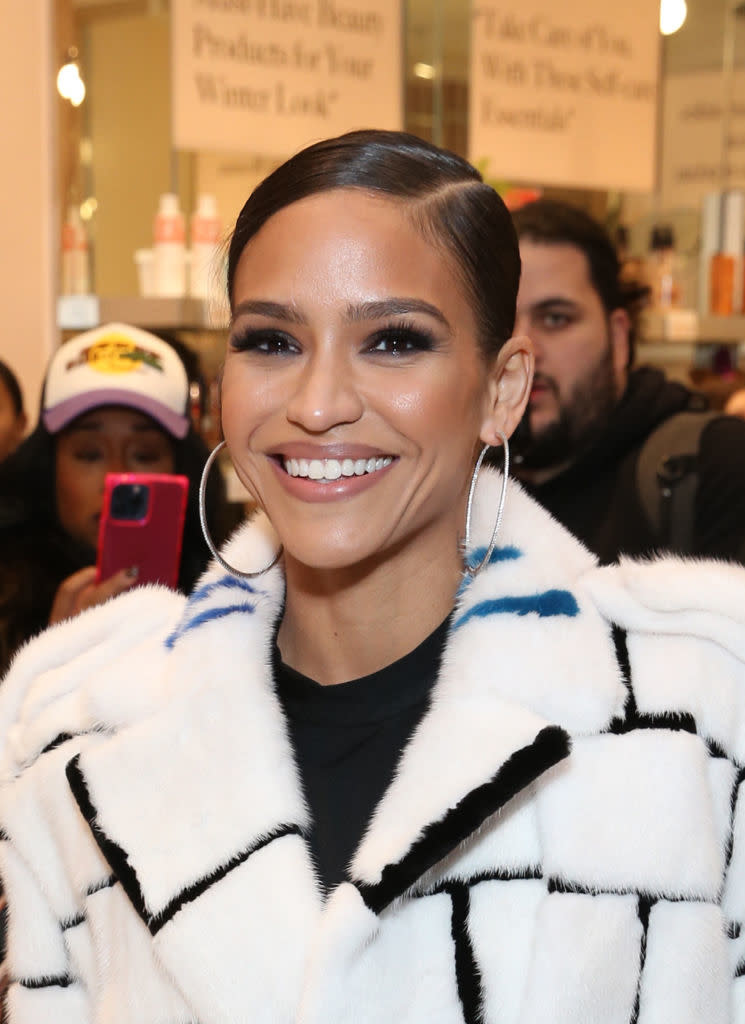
left=61, top=205, right=90, bottom=295
left=189, top=194, right=221, bottom=300
left=153, top=193, right=186, bottom=298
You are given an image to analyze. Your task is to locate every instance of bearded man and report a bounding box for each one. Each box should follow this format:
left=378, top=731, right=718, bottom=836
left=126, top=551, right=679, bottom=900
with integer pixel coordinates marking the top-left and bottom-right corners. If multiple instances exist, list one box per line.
left=510, top=199, right=745, bottom=564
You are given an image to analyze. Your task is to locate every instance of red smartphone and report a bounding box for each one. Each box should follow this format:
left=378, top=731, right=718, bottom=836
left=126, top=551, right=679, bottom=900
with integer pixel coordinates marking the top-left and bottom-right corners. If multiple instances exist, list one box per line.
left=96, top=473, right=189, bottom=589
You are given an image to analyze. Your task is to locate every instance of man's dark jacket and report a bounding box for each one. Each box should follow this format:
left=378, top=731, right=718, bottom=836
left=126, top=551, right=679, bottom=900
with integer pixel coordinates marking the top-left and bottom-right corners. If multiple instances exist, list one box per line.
left=517, top=366, right=745, bottom=565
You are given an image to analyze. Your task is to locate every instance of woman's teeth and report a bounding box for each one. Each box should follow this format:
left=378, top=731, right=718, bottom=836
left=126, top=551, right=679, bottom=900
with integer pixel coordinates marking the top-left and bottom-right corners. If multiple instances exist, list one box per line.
left=283, top=456, right=393, bottom=481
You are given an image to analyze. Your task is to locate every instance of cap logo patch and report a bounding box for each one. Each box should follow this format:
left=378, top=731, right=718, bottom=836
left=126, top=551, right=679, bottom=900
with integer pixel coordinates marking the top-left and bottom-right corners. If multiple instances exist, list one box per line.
left=66, top=335, right=164, bottom=376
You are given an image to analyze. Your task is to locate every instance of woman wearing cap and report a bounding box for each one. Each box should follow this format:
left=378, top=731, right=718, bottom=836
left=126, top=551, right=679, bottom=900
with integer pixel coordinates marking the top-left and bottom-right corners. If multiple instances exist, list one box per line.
left=1, top=132, right=745, bottom=1024
left=0, top=325, right=227, bottom=676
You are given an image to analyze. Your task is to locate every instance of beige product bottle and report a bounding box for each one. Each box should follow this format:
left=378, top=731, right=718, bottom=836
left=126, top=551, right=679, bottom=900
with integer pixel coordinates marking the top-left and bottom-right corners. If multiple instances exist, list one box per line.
left=153, top=193, right=186, bottom=298
left=646, top=225, right=680, bottom=310
left=189, top=194, right=221, bottom=301
left=61, top=205, right=90, bottom=295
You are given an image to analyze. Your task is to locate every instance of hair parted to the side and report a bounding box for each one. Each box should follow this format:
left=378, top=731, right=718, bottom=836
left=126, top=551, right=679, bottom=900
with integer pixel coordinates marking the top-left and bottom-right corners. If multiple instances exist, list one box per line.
left=227, top=129, right=520, bottom=360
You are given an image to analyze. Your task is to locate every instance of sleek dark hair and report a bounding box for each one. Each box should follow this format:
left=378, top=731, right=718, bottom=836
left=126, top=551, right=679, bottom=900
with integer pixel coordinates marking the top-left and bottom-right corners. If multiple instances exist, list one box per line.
left=0, top=359, right=24, bottom=417
left=227, top=129, right=520, bottom=359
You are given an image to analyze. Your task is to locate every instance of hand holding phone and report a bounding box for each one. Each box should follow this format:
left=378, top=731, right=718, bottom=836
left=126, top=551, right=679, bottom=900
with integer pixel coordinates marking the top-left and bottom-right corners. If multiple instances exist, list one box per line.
left=96, top=473, right=189, bottom=589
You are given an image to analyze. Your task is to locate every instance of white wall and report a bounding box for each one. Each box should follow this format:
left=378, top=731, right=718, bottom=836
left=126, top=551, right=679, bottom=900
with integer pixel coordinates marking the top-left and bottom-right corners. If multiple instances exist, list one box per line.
left=0, top=0, right=57, bottom=427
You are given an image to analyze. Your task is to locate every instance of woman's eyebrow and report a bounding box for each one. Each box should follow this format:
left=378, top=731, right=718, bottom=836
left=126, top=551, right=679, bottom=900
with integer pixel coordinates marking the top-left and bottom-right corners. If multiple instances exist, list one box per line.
left=345, top=298, right=450, bottom=327
left=231, top=297, right=451, bottom=329
left=231, top=300, right=306, bottom=325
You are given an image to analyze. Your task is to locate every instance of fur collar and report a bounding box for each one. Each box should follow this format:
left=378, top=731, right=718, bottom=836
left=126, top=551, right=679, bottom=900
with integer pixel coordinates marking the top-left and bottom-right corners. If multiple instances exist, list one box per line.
left=61, top=474, right=622, bottom=903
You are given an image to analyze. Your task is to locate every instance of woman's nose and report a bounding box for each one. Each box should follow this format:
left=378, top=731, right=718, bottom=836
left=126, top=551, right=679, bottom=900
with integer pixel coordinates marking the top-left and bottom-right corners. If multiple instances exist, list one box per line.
left=104, top=454, right=128, bottom=478
left=285, top=349, right=363, bottom=432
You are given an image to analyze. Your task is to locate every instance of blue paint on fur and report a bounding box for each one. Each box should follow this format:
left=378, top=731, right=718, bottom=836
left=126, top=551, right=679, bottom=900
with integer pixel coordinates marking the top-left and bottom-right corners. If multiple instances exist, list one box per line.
left=189, top=575, right=260, bottom=606
left=454, top=589, right=579, bottom=630
left=457, top=546, right=523, bottom=599
left=465, top=545, right=522, bottom=570
left=165, top=602, right=256, bottom=648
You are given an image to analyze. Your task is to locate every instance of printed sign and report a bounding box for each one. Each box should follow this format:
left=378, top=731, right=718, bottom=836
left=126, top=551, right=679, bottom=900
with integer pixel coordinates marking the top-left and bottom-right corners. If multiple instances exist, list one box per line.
left=469, top=2, right=659, bottom=191
left=661, top=70, right=745, bottom=210
left=172, top=0, right=403, bottom=155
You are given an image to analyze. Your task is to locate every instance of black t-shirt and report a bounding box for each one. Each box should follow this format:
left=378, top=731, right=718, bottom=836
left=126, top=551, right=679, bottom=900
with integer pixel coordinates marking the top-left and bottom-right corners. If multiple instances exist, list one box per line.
left=273, top=616, right=450, bottom=892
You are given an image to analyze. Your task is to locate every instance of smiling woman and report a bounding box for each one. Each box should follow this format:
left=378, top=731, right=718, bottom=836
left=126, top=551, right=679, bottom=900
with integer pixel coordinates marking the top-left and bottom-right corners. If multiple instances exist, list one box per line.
left=2, top=132, right=745, bottom=1024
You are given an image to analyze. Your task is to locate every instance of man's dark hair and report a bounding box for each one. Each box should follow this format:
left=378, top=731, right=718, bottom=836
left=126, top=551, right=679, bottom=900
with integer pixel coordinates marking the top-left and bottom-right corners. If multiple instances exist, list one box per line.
left=0, top=360, right=24, bottom=417
left=228, top=129, right=520, bottom=361
left=512, top=200, right=623, bottom=314
left=512, top=199, right=647, bottom=366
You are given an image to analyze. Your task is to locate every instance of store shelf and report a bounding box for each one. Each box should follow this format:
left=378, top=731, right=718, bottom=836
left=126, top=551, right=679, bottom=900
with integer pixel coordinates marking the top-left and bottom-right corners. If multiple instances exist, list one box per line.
left=641, top=310, right=745, bottom=345
left=57, top=295, right=229, bottom=332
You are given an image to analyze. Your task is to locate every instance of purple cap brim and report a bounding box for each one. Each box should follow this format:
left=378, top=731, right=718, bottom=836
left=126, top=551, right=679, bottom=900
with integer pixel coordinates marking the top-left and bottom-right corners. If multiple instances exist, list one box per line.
left=43, top=389, right=190, bottom=439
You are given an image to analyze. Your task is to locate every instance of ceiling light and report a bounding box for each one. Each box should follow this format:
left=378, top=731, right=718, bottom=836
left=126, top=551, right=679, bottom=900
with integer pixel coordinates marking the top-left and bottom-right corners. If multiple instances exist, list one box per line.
left=660, top=0, right=687, bottom=35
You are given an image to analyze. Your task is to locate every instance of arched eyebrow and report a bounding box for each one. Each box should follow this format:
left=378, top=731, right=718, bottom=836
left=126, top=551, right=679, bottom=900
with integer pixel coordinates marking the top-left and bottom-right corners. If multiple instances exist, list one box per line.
left=345, top=298, right=450, bottom=327
left=231, top=301, right=305, bottom=325
left=231, top=297, right=450, bottom=329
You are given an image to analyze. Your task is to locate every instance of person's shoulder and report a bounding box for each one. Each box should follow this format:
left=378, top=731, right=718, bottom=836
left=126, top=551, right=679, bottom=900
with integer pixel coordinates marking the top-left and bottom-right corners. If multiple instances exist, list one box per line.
left=0, top=583, right=186, bottom=781
left=582, top=555, right=745, bottom=681
left=583, top=554, right=745, bottom=635
left=582, top=555, right=745, bottom=759
left=699, top=408, right=745, bottom=453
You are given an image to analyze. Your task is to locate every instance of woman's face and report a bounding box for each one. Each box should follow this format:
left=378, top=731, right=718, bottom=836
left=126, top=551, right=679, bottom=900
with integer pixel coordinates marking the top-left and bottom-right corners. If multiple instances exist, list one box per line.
left=222, top=188, right=530, bottom=575
left=55, top=406, right=175, bottom=550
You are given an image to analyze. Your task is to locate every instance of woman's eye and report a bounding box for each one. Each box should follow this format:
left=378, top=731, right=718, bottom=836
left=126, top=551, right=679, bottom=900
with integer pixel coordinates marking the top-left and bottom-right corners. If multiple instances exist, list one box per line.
left=230, top=329, right=299, bottom=355
left=73, top=448, right=104, bottom=464
left=368, top=326, right=435, bottom=355
left=132, top=450, right=167, bottom=466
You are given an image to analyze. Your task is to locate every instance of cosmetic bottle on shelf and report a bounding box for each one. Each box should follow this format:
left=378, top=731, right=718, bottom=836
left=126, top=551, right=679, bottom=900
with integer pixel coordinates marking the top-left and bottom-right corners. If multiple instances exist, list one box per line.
left=189, top=194, right=221, bottom=301
left=153, top=193, right=186, bottom=298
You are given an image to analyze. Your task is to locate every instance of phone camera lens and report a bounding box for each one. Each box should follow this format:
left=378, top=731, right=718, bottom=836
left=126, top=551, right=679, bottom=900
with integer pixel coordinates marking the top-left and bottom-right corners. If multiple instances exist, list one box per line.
left=110, top=482, right=150, bottom=521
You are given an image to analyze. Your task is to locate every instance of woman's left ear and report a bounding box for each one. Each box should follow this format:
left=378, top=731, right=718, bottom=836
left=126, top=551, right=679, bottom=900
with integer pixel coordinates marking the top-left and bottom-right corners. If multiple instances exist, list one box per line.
left=480, top=335, right=534, bottom=445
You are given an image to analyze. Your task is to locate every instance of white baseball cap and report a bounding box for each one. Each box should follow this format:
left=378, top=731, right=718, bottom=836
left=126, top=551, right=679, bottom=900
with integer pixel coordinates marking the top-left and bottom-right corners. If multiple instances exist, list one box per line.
left=42, top=323, right=190, bottom=439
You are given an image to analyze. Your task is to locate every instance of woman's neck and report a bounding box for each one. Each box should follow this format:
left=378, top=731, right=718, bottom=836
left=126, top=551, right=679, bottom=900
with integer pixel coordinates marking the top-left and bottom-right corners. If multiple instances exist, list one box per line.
left=276, top=542, right=462, bottom=685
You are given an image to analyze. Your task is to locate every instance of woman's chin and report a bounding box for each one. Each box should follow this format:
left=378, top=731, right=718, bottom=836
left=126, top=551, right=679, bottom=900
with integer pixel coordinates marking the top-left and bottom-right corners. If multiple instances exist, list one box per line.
left=281, top=538, right=391, bottom=578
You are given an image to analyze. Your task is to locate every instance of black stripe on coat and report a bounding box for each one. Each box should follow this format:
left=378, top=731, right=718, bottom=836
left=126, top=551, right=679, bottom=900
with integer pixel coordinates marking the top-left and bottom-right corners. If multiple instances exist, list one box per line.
left=66, top=753, right=305, bottom=936
left=356, top=725, right=571, bottom=915
left=630, top=894, right=652, bottom=1024
left=66, top=756, right=151, bottom=926
left=148, top=824, right=304, bottom=935
left=61, top=913, right=84, bottom=932
left=450, top=885, right=483, bottom=1024
left=16, top=974, right=74, bottom=990
left=610, top=626, right=698, bottom=736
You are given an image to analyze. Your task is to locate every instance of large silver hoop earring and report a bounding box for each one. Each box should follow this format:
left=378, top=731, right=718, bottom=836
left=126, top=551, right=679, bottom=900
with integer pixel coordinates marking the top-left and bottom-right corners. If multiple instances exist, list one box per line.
left=463, top=431, right=510, bottom=578
left=199, top=440, right=283, bottom=579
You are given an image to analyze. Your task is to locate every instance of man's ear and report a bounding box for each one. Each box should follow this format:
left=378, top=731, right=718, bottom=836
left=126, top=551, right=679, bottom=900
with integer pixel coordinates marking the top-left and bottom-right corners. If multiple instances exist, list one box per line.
left=609, top=308, right=630, bottom=394
left=480, top=335, right=534, bottom=445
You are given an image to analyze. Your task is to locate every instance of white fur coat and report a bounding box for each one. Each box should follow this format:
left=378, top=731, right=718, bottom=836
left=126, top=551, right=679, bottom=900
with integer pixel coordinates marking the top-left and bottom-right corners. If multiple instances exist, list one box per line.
left=2, top=473, right=745, bottom=1024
